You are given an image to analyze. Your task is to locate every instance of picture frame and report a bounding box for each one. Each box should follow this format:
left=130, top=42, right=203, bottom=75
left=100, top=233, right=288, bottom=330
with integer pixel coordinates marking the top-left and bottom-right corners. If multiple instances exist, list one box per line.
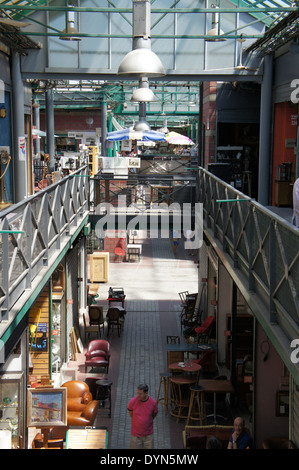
left=276, top=391, right=289, bottom=417
left=27, top=387, right=67, bottom=427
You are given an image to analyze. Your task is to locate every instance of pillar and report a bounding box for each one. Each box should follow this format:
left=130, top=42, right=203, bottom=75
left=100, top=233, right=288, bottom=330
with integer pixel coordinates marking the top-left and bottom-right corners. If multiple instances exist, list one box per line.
left=46, top=89, right=55, bottom=172
left=101, top=102, right=107, bottom=157
left=11, top=52, right=27, bottom=202
left=258, top=54, right=273, bottom=206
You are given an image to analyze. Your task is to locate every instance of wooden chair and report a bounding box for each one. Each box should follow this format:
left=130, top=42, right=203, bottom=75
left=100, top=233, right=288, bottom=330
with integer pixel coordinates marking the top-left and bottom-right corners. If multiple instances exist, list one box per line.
left=89, top=306, right=105, bottom=336
left=167, top=335, right=180, bottom=344
left=106, top=307, right=125, bottom=337
left=83, top=313, right=100, bottom=344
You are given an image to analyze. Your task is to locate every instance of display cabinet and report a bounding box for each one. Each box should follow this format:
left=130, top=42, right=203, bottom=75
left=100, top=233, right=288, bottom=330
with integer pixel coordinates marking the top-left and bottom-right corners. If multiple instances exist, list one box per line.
left=0, top=371, right=25, bottom=448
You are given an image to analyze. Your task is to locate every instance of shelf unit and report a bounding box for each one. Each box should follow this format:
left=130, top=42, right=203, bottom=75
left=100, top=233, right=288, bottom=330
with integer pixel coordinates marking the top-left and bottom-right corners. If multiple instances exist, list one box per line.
left=0, top=371, right=25, bottom=449
left=88, top=146, right=99, bottom=176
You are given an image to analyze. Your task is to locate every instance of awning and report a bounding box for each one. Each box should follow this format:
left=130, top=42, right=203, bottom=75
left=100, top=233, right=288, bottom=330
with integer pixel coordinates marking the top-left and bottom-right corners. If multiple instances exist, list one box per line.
left=107, top=127, right=166, bottom=142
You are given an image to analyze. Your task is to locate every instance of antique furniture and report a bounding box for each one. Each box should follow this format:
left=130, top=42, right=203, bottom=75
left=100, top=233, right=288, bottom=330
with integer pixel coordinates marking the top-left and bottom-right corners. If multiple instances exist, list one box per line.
left=166, top=343, right=215, bottom=367
left=61, top=380, right=99, bottom=427
left=197, top=379, right=234, bottom=425
left=183, top=425, right=233, bottom=449
left=89, top=305, right=105, bottom=336
left=186, top=385, right=206, bottom=426
left=170, top=375, right=198, bottom=422
left=83, top=313, right=100, bottom=343
left=195, top=316, right=215, bottom=343
left=85, top=339, right=110, bottom=373
left=96, top=379, right=113, bottom=417
left=192, top=350, right=217, bottom=375
left=62, top=380, right=92, bottom=411
left=32, top=427, right=67, bottom=449
left=66, top=428, right=108, bottom=449
left=126, top=243, right=142, bottom=262
left=106, top=307, right=126, bottom=337
left=107, top=287, right=126, bottom=307
left=0, top=371, right=25, bottom=449
left=157, top=371, right=172, bottom=416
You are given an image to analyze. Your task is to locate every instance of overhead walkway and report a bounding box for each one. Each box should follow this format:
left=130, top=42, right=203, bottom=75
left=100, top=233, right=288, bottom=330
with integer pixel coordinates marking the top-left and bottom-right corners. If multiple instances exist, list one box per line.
left=198, top=168, right=299, bottom=384
left=0, top=166, right=89, bottom=360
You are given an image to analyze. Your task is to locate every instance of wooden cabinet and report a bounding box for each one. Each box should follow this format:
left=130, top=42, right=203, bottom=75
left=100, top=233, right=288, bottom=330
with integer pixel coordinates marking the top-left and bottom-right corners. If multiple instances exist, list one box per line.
left=274, top=181, right=292, bottom=207
left=225, top=313, right=253, bottom=369
left=87, top=146, right=99, bottom=176
left=89, top=252, right=109, bottom=283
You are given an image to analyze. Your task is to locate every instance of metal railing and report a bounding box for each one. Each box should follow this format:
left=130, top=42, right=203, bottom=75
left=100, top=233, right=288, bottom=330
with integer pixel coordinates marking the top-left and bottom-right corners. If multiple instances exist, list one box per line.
left=198, top=168, right=299, bottom=344
left=0, top=166, right=89, bottom=324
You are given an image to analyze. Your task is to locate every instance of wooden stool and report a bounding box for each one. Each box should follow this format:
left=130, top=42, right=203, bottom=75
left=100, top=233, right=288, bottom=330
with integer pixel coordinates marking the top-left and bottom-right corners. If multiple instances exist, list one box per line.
left=170, top=376, right=197, bottom=422
left=157, top=372, right=171, bottom=415
left=187, top=385, right=206, bottom=425
left=96, top=379, right=113, bottom=417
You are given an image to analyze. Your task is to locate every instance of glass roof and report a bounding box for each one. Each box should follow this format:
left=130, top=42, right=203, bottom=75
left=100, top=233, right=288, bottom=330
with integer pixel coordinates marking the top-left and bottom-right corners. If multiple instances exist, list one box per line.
left=0, top=0, right=296, bottom=30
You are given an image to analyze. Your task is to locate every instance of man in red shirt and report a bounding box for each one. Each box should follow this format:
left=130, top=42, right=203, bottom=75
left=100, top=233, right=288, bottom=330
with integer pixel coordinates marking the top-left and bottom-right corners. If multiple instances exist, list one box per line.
left=128, top=383, right=158, bottom=449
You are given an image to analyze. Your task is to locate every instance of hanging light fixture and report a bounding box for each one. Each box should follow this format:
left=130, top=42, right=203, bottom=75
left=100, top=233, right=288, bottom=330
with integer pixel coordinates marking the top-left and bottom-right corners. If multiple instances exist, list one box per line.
left=131, top=77, right=157, bottom=103
left=118, top=0, right=165, bottom=77
left=206, top=4, right=226, bottom=42
left=59, top=7, right=81, bottom=41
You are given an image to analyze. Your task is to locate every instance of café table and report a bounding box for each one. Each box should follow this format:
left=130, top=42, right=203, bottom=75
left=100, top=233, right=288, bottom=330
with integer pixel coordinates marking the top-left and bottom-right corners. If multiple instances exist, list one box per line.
left=166, top=343, right=216, bottom=367
left=197, top=379, right=234, bottom=424
left=169, top=361, right=202, bottom=380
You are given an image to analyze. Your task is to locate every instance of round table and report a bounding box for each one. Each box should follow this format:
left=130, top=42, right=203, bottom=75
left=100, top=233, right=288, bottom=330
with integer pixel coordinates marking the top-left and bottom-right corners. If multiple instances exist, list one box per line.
left=169, top=361, right=202, bottom=379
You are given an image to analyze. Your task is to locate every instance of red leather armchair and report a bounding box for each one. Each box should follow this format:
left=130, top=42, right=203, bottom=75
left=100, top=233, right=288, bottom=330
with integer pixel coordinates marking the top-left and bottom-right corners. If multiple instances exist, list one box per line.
left=85, top=339, right=110, bottom=373
left=62, top=380, right=99, bottom=427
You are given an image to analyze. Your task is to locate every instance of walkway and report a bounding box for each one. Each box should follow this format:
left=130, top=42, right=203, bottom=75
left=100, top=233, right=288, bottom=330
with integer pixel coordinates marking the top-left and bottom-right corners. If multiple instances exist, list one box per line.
left=94, top=233, right=199, bottom=449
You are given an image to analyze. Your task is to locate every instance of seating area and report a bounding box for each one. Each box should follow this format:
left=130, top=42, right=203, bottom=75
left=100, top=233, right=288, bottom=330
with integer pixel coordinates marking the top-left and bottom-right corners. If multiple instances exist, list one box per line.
left=183, top=425, right=233, bottom=449
left=28, top=236, right=294, bottom=450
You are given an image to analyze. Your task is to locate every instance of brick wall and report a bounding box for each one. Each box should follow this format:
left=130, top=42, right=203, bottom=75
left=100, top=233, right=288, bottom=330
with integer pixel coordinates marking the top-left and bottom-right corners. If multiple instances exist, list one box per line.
left=104, top=230, right=127, bottom=262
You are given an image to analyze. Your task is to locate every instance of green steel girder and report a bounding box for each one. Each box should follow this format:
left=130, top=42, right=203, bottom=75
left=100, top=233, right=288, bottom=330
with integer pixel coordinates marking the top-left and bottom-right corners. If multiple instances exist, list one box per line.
left=0, top=0, right=296, bottom=42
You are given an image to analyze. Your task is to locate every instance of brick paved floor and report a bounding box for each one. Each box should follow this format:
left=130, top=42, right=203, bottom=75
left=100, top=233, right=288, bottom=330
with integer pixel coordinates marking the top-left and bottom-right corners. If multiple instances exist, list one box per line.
left=99, top=233, right=199, bottom=449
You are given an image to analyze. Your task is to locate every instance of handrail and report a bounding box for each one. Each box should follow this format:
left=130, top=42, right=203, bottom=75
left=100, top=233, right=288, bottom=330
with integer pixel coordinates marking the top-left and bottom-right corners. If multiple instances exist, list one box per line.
left=0, top=166, right=89, bottom=323
left=198, top=167, right=299, bottom=344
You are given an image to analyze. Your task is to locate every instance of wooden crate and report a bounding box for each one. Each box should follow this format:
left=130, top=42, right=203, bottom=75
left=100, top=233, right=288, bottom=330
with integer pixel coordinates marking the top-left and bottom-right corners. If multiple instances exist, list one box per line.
left=89, top=252, right=109, bottom=283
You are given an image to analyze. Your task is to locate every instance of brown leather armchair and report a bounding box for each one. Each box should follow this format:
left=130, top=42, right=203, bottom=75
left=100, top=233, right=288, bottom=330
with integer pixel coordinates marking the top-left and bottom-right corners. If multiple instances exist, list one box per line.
left=62, top=380, right=99, bottom=427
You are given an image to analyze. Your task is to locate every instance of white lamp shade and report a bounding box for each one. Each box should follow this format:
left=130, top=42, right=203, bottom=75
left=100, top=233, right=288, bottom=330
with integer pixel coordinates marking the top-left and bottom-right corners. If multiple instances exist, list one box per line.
left=118, top=48, right=165, bottom=77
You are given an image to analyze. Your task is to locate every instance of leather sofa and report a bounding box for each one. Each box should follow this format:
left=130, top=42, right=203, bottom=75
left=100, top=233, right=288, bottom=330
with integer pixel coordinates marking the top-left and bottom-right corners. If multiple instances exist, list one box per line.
left=62, top=380, right=99, bottom=426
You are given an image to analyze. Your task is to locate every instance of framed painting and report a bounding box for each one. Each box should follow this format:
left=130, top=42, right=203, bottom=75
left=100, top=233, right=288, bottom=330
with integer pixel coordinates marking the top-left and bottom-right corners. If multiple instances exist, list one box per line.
left=27, top=387, right=67, bottom=427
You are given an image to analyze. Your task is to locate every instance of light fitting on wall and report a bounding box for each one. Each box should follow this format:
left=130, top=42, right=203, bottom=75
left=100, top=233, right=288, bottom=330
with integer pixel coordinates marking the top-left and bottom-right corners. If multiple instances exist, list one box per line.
left=86, top=117, right=94, bottom=128
left=118, top=0, right=165, bottom=77
left=59, top=8, right=81, bottom=41
left=206, top=5, right=226, bottom=42
left=0, top=106, right=6, bottom=118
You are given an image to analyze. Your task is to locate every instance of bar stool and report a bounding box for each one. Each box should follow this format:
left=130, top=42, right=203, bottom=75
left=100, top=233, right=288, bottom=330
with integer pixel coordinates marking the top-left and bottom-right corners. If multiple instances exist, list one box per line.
left=96, top=379, right=113, bottom=417
left=170, top=376, right=197, bottom=422
left=187, top=385, right=206, bottom=425
left=157, top=372, right=171, bottom=415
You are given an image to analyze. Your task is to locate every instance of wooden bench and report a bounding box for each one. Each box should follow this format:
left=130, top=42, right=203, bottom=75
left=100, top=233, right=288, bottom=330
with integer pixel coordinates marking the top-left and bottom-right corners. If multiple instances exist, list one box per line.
left=183, top=424, right=232, bottom=449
